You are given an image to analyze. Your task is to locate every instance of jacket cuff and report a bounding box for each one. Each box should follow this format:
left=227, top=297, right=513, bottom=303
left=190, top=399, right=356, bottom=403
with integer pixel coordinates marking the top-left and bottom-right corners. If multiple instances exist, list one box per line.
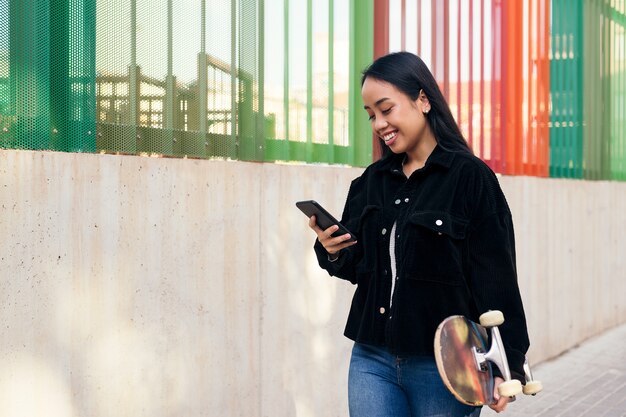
left=314, top=239, right=347, bottom=274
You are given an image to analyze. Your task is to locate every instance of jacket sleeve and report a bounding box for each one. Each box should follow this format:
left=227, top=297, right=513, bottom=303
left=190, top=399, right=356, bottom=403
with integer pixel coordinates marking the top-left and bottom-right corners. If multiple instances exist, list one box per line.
left=313, top=179, right=364, bottom=284
left=314, top=239, right=362, bottom=284
left=463, top=166, right=530, bottom=383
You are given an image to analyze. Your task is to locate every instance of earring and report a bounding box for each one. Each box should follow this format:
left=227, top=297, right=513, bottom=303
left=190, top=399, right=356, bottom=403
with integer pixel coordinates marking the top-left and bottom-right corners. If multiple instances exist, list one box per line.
left=424, top=108, right=430, bottom=114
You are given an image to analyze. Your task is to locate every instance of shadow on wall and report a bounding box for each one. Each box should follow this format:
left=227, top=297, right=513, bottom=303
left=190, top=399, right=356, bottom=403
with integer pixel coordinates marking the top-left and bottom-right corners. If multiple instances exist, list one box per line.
left=0, top=353, right=77, bottom=417
left=258, top=163, right=357, bottom=416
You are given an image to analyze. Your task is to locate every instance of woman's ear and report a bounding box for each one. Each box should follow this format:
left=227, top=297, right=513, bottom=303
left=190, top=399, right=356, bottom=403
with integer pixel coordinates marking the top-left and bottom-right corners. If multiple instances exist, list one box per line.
left=418, top=89, right=431, bottom=114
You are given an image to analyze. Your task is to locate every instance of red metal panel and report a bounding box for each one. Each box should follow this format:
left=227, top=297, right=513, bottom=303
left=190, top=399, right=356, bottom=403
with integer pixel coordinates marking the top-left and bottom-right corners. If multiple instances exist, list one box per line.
left=431, top=0, right=449, bottom=93
left=372, top=0, right=390, bottom=161
left=401, top=0, right=406, bottom=51
left=533, top=0, right=550, bottom=176
left=443, top=0, right=450, bottom=99
left=371, top=0, right=552, bottom=173
left=457, top=0, right=462, bottom=129
left=432, top=0, right=438, bottom=77
left=479, top=0, right=485, bottom=158
left=502, top=0, right=523, bottom=175
left=468, top=0, right=474, bottom=150
left=491, top=0, right=505, bottom=173
left=502, top=0, right=550, bottom=176
left=417, top=0, right=422, bottom=55
left=374, top=0, right=389, bottom=59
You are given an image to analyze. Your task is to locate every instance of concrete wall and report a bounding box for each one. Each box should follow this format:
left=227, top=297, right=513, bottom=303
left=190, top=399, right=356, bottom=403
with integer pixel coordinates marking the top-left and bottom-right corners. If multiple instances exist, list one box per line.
left=0, top=149, right=624, bottom=417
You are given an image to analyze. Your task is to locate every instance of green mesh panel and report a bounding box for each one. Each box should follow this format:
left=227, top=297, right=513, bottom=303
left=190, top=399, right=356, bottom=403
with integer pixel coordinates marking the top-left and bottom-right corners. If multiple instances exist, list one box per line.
left=581, top=0, right=626, bottom=181
left=0, top=2, right=10, bottom=143
left=583, top=0, right=606, bottom=180
left=550, top=0, right=584, bottom=179
left=95, top=0, right=134, bottom=153
left=0, top=0, right=95, bottom=152
left=262, top=0, right=372, bottom=165
left=51, top=0, right=96, bottom=152
left=1, top=0, right=372, bottom=166
left=205, top=0, right=236, bottom=158
left=349, top=0, right=373, bottom=166
left=556, top=0, right=625, bottom=181
left=5, top=0, right=51, bottom=150
left=582, top=0, right=617, bottom=180
left=238, top=0, right=262, bottom=160
left=607, top=2, right=626, bottom=181
left=95, top=0, right=259, bottom=159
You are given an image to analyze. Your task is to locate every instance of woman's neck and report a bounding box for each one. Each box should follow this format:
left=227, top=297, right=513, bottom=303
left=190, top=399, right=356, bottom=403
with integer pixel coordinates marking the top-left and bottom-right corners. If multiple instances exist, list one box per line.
left=403, top=137, right=437, bottom=176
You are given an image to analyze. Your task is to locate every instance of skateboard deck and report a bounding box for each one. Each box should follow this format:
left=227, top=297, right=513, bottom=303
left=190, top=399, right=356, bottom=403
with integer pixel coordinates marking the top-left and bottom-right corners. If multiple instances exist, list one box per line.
left=434, top=315, right=495, bottom=406
left=434, top=311, right=542, bottom=406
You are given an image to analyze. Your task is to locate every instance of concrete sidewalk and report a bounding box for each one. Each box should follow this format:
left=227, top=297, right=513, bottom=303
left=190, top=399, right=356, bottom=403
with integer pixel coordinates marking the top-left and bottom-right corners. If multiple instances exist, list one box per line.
left=483, top=322, right=626, bottom=417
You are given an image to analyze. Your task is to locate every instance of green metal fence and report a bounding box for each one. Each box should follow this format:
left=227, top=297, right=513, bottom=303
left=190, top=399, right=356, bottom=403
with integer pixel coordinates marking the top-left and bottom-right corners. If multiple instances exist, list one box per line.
left=0, top=0, right=373, bottom=165
left=605, top=0, right=626, bottom=181
left=552, top=0, right=626, bottom=180
left=0, top=0, right=96, bottom=152
left=261, top=0, right=372, bottom=165
left=2, top=0, right=52, bottom=150
left=0, top=1, right=625, bottom=179
left=550, top=0, right=584, bottom=179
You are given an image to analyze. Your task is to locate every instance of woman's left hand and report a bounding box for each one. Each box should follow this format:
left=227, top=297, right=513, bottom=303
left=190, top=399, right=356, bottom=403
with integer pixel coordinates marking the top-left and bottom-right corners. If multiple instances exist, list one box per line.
left=488, top=377, right=511, bottom=413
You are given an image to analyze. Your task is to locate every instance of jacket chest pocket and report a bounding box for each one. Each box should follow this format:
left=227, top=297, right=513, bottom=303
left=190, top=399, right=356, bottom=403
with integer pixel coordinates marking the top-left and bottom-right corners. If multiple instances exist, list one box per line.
left=401, top=211, right=468, bottom=285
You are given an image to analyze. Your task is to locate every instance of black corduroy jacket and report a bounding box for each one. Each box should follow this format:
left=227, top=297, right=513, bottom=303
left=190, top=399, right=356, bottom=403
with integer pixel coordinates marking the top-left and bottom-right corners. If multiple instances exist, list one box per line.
left=314, top=145, right=530, bottom=382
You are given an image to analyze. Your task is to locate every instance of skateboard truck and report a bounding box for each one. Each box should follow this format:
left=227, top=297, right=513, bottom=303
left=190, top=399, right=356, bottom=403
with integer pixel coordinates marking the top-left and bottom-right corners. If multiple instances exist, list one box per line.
left=475, top=311, right=523, bottom=398
left=522, top=357, right=543, bottom=395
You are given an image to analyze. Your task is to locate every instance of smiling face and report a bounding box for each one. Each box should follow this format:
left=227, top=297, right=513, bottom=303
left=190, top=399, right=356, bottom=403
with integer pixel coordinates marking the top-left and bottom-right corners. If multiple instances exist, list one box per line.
left=361, top=77, right=436, bottom=159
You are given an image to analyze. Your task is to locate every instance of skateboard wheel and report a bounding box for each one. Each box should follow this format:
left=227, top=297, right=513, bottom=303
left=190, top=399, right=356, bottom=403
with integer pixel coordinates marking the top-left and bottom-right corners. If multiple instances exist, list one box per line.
left=479, top=310, right=504, bottom=327
left=497, top=379, right=523, bottom=397
left=523, top=380, right=543, bottom=395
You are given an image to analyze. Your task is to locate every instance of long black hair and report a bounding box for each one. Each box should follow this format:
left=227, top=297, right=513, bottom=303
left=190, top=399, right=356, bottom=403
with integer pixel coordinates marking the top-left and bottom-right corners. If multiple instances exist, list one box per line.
left=361, top=51, right=472, bottom=157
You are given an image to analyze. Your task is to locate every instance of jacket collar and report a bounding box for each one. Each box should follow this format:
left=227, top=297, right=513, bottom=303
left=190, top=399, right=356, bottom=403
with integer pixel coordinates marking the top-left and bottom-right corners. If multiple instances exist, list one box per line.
left=377, top=144, right=456, bottom=174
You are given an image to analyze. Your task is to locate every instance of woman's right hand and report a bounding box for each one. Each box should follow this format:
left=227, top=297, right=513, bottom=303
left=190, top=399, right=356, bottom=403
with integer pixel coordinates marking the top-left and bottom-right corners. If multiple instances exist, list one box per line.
left=308, top=215, right=357, bottom=255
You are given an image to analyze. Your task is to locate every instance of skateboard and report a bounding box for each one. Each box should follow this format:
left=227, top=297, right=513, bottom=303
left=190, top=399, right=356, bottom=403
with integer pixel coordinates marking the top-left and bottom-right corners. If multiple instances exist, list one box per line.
left=433, top=311, right=543, bottom=406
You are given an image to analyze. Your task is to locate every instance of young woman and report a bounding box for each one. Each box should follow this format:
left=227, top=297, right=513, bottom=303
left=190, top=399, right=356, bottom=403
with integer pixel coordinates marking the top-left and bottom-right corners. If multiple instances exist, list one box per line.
left=308, top=52, right=530, bottom=416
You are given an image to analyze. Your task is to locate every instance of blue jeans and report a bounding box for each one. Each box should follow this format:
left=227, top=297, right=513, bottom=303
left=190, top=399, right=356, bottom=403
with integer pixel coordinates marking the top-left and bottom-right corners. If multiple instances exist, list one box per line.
left=348, top=343, right=482, bottom=417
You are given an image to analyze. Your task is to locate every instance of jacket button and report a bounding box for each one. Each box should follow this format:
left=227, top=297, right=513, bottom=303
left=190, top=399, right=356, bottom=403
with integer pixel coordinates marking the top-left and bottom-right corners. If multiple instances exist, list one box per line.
left=435, top=219, right=443, bottom=226
left=404, top=198, right=409, bottom=203
left=379, top=307, right=386, bottom=314
left=381, top=228, right=387, bottom=235
left=395, top=199, right=401, bottom=205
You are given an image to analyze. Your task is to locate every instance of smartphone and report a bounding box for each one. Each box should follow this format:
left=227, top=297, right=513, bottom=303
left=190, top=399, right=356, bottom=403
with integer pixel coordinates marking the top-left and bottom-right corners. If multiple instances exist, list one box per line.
left=296, top=200, right=356, bottom=242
